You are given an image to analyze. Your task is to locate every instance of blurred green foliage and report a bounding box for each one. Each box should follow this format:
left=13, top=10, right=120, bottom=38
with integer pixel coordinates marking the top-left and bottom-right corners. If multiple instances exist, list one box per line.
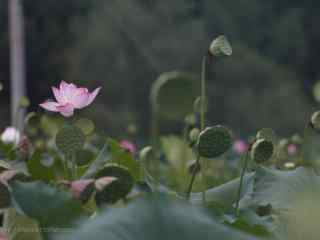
left=0, top=0, right=319, bottom=136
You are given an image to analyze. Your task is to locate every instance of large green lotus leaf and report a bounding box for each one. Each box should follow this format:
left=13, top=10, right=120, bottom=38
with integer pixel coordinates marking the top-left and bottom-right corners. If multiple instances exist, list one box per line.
left=4, top=208, right=42, bottom=240
left=27, top=150, right=55, bottom=182
left=53, top=196, right=261, bottom=240
left=151, top=71, right=200, bottom=120
left=245, top=166, right=320, bottom=240
left=9, top=181, right=83, bottom=229
left=301, top=125, right=320, bottom=169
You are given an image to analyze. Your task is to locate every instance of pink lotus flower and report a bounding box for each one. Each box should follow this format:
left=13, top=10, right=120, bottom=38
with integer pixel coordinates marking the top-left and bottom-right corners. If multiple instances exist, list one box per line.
left=233, top=139, right=248, bottom=155
left=287, top=143, right=297, bottom=156
left=0, top=231, right=8, bottom=240
left=39, top=81, right=101, bottom=117
left=120, top=140, right=136, bottom=154
left=70, top=179, right=94, bottom=200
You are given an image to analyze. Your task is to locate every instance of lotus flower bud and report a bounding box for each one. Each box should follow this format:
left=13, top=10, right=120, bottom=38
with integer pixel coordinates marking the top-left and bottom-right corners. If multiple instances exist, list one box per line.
left=311, top=111, right=320, bottom=130
left=197, top=125, right=233, bottom=158
left=1, top=127, right=20, bottom=145
left=70, top=179, right=95, bottom=203
left=287, top=144, right=298, bottom=156
left=250, top=139, right=274, bottom=163
left=120, top=140, right=136, bottom=154
left=0, top=231, right=8, bottom=240
left=0, top=181, right=10, bottom=209
left=209, top=35, right=232, bottom=57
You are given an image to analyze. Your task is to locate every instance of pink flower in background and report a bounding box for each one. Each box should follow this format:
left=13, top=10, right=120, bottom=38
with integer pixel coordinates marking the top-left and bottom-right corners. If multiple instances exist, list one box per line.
left=39, top=81, right=101, bottom=117
left=0, top=231, right=8, bottom=240
left=120, top=140, right=136, bottom=154
left=1, top=126, right=20, bottom=145
left=287, top=144, right=297, bottom=156
left=233, top=139, right=248, bottom=155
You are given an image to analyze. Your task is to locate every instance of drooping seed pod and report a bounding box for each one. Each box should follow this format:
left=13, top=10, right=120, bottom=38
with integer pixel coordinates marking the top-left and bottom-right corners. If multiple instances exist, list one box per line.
left=56, top=125, right=85, bottom=156
left=0, top=170, right=30, bottom=185
left=197, top=125, right=233, bottom=158
left=0, top=181, right=10, bottom=209
left=311, top=111, right=320, bottom=130
left=250, top=139, right=274, bottom=163
left=256, top=128, right=277, bottom=144
left=209, top=35, right=232, bottom=57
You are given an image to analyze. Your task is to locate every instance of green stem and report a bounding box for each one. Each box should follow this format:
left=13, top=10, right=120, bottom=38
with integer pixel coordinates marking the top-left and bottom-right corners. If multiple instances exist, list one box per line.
left=199, top=55, right=207, bottom=203
left=200, top=56, right=207, bottom=131
left=186, top=154, right=201, bottom=199
left=235, top=151, right=250, bottom=216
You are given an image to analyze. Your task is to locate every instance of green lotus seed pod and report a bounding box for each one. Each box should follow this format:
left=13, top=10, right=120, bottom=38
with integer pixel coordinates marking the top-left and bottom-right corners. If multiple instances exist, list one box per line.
left=56, top=125, right=85, bottom=155
left=185, top=114, right=196, bottom=127
left=197, top=125, right=233, bottom=158
left=0, top=181, right=10, bottom=209
left=150, top=71, right=200, bottom=120
left=75, top=118, right=95, bottom=135
left=94, top=164, right=134, bottom=205
left=251, top=139, right=274, bottom=163
left=189, top=128, right=200, bottom=142
left=256, top=128, right=277, bottom=144
left=311, top=111, right=320, bottom=130
left=193, top=96, right=208, bottom=113
left=209, top=35, right=232, bottom=57
left=139, top=146, right=154, bottom=162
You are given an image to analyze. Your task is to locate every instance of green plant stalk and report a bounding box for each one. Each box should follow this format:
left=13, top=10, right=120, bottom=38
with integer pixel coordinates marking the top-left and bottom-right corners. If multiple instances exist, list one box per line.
left=186, top=154, right=200, bottom=199
left=199, top=55, right=208, bottom=202
left=71, top=154, right=77, bottom=180
left=235, top=151, right=250, bottom=216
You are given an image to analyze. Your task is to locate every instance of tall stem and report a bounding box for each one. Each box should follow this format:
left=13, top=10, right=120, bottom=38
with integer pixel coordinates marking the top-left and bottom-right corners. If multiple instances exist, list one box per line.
left=235, top=151, right=250, bottom=216
left=199, top=55, right=207, bottom=202
left=200, top=56, right=207, bottom=131
left=186, top=154, right=200, bottom=199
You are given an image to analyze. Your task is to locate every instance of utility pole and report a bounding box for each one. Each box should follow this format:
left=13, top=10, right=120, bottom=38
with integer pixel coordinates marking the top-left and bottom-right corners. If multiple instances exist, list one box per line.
left=8, top=0, right=26, bottom=130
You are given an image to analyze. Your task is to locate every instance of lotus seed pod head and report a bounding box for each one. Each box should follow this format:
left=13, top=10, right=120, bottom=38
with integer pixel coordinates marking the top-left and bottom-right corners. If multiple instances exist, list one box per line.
left=55, top=125, right=85, bottom=156
left=250, top=139, right=274, bottom=164
left=193, top=96, right=208, bottom=113
left=197, top=125, right=233, bottom=158
left=311, top=111, right=320, bottom=130
left=139, top=146, right=153, bottom=162
left=209, top=35, right=232, bottom=57
left=189, top=128, right=200, bottom=143
left=233, top=139, right=249, bottom=155
left=0, top=181, right=10, bottom=209
left=256, top=128, right=277, bottom=144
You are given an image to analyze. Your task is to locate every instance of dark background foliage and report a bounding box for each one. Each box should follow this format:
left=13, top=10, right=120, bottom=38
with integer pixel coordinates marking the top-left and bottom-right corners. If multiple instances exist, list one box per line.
left=0, top=0, right=319, bottom=138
